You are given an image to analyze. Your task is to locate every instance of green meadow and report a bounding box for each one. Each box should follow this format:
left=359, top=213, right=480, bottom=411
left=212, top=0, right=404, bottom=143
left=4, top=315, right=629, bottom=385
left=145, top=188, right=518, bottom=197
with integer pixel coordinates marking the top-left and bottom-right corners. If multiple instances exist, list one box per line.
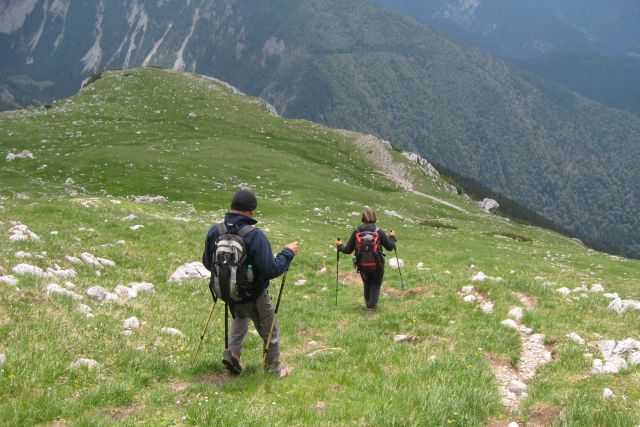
left=1, top=68, right=639, bottom=426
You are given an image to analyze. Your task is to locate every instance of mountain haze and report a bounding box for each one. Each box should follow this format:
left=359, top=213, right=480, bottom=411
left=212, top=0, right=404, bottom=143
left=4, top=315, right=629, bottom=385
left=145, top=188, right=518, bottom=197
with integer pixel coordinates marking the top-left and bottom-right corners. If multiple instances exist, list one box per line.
left=2, top=0, right=640, bottom=256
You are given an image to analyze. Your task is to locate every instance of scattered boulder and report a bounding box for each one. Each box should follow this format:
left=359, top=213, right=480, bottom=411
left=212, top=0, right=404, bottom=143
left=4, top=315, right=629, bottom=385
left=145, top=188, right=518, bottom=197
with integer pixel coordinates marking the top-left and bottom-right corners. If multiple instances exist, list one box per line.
left=501, top=319, right=519, bottom=330
left=460, top=285, right=474, bottom=295
left=121, top=214, right=138, bottom=221
left=160, top=327, right=184, bottom=337
left=463, top=295, right=477, bottom=303
left=8, top=223, right=40, bottom=241
left=295, top=279, right=307, bottom=286
left=133, top=195, right=168, bottom=203
left=477, top=198, right=499, bottom=214
left=130, top=282, right=155, bottom=293
left=114, top=285, right=137, bottom=298
left=590, top=284, right=605, bottom=293
left=87, top=286, right=119, bottom=303
left=603, top=293, right=619, bottom=300
left=123, top=317, right=140, bottom=330
left=393, top=334, right=418, bottom=343
left=65, top=255, right=83, bottom=265
left=508, top=307, right=524, bottom=322
left=628, top=352, right=640, bottom=366
left=46, top=266, right=77, bottom=280
left=608, top=298, right=640, bottom=314
left=566, top=333, right=585, bottom=345
left=508, top=380, right=527, bottom=396
left=46, top=283, right=83, bottom=300
left=472, top=272, right=488, bottom=282
left=70, top=358, right=99, bottom=370
left=130, top=225, right=145, bottom=231
left=603, top=388, right=614, bottom=399
left=416, top=262, right=425, bottom=270
left=0, top=275, right=18, bottom=286
left=80, top=253, right=102, bottom=268
left=15, top=251, right=32, bottom=259
left=96, top=257, right=116, bottom=267
left=6, top=150, right=34, bottom=161
left=556, top=287, right=571, bottom=296
left=388, top=257, right=404, bottom=269
left=77, top=304, right=93, bottom=316
left=168, top=262, right=210, bottom=283
left=12, top=263, right=44, bottom=277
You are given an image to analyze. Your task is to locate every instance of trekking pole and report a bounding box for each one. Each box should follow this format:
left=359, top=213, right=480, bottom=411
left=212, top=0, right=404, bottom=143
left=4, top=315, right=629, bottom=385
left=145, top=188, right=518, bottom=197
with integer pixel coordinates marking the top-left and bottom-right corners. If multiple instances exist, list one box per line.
left=264, top=270, right=288, bottom=366
left=335, top=238, right=341, bottom=307
left=193, top=300, right=217, bottom=363
left=393, top=246, right=405, bottom=290
left=224, top=303, right=229, bottom=350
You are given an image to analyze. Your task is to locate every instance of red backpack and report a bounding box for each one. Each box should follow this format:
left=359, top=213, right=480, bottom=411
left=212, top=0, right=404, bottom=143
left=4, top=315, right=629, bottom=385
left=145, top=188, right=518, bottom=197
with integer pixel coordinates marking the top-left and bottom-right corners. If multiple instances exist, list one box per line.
left=355, top=228, right=381, bottom=271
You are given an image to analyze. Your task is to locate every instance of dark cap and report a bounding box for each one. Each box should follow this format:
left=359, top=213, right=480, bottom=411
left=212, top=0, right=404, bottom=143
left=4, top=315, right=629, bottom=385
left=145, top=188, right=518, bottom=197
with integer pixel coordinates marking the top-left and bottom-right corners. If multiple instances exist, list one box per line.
left=231, top=189, right=257, bottom=212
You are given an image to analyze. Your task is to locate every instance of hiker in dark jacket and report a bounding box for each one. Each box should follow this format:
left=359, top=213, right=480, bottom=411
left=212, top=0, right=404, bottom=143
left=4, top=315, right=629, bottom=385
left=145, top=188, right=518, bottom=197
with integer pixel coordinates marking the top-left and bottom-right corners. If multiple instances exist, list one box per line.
left=335, top=208, right=396, bottom=310
left=203, top=189, right=298, bottom=377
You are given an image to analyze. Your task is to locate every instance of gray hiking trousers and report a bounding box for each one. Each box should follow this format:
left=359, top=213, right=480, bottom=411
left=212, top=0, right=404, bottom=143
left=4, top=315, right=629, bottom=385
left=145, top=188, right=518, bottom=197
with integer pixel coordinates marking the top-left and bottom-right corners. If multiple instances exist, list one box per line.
left=228, top=291, right=280, bottom=370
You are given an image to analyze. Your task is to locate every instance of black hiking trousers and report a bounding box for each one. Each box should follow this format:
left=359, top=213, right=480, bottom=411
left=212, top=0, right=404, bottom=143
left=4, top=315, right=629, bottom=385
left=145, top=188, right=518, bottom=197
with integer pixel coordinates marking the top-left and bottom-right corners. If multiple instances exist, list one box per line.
left=360, top=266, right=384, bottom=309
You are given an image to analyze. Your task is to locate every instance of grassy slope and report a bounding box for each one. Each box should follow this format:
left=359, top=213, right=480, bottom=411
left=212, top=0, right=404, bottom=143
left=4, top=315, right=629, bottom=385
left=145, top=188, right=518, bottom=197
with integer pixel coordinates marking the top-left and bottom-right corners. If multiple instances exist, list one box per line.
left=0, top=68, right=639, bottom=425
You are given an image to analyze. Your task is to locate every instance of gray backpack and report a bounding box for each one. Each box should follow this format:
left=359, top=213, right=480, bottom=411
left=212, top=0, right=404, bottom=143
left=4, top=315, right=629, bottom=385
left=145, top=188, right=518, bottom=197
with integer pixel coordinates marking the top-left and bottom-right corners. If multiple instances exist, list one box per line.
left=210, top=223, right=255, bottom=303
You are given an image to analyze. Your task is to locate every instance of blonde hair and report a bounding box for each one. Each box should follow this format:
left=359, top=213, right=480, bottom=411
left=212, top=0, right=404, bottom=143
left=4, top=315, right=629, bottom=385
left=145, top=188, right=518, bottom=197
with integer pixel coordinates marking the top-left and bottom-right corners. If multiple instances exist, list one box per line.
left=361, top=208, right=377, bottom=224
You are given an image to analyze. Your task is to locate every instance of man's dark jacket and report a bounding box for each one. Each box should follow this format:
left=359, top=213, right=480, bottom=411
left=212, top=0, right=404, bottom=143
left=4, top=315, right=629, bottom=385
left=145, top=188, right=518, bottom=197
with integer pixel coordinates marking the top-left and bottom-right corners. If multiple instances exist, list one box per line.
left=203, top=212, right=294, bottom=301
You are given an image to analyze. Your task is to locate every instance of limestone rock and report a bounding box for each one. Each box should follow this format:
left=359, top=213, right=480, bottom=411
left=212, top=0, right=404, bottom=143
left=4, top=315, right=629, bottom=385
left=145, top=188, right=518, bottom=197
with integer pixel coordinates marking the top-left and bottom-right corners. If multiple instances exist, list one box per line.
left=65, top=255, right=83, bottom=265
left=566, top=333, right=585, bottom=345
left=87, top=286, right=119, bottom=303
left=508, top=380, right=527, bottom=395
left=114, top=285, right=137, bottom=298
left=123, top=317, right=140, bottom=329
left=608, top=298, right=640, bottom=313
left=46, top=283, right=83, bottom=300
left=80, top=253, right=102, bottom=268
left=590, top=283, right=605, bottom=293
left=463, top=295, right=476, bottom=303
left=12, top=263, right=44, bottom=277
left=160, top=327, right=184, bottom=337
left=130, top=282, right=154, bottom=293
left=508, top=307, right=524, bottom=322
left=46, top=266, right=77, bottom=280
left=472, top=272, right=488, bottom=282
left=168, top=262, right=210, bottom=283
left=501, top=319, right=519, bottom=329
left=6, top=150, right=34, bottom=161
left=0, top=275, right=18, bottom=286
left=556, top=287, right=571, bottom=296
left=477, top=198, right=499, bottom=214
left=388, top=257, right=404, bottom=269
left=460, top=285, right=474, bottom=295
left=70, top=358, right=99, bottom=369
left=603, top=388, right=614, bottom=399
left=8, top=223, right=40, bottom=241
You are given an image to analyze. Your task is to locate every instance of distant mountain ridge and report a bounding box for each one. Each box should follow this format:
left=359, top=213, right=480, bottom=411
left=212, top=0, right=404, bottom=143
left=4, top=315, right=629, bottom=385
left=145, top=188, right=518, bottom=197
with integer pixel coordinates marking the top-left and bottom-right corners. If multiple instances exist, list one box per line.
left=371, top=0, right=640, bottom=59
left=2, top=0, right=640, bottom=257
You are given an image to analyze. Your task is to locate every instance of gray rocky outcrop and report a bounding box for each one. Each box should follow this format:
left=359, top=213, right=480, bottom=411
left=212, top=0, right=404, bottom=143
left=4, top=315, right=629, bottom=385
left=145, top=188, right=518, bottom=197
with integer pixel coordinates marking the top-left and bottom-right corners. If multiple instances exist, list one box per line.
left=477, top=198, right=499, bottom=214
left=168, top=262, right=210, bottom=283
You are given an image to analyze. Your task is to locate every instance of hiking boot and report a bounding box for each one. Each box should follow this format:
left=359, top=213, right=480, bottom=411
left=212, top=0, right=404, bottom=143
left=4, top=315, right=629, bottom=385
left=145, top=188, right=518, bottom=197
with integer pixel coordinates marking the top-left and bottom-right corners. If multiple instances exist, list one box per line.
left=222, top=350, right=242, bottom=375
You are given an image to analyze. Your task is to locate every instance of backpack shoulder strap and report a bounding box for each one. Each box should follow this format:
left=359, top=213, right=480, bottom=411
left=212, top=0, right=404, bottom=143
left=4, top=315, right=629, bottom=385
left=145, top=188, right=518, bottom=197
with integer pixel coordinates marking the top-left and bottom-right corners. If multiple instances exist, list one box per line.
left=215, top=222, right=226, bottom=236
left=238, top=225, right=255, bottom=238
